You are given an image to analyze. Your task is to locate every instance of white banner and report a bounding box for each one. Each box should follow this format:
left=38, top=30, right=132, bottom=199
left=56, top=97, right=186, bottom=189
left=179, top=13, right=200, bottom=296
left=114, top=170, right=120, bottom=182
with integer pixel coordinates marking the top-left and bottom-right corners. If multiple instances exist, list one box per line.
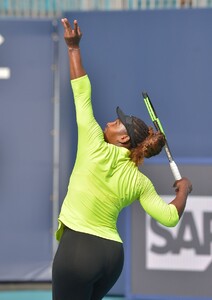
left=146, top=195, right=212, bottom=271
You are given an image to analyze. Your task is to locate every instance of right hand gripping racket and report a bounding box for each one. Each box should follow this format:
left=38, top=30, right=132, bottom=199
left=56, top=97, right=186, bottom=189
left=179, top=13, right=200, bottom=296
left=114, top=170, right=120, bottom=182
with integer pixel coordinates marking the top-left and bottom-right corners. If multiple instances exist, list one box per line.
left=142, top=92, right=182, bottom=181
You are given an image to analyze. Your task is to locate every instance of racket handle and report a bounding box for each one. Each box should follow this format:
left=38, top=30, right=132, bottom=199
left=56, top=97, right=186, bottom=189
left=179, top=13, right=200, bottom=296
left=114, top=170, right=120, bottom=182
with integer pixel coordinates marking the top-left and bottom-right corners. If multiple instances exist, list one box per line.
left=169, top=161, right=182, bottom=181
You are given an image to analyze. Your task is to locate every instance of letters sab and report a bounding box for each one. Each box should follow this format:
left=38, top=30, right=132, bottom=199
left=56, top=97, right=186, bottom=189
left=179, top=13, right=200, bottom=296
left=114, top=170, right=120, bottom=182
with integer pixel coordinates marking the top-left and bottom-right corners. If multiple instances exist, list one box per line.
left=150, top=212, right=212, bottom=255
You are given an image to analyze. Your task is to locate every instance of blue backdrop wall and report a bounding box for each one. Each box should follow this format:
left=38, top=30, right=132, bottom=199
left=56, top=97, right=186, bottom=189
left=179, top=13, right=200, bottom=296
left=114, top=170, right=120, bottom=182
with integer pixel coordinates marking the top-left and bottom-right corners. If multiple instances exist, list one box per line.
left=0, top=19, right=54, bottom=280
left=58, top=9, right=212, bottom=298
left=60, top=9, right=212, bottom=165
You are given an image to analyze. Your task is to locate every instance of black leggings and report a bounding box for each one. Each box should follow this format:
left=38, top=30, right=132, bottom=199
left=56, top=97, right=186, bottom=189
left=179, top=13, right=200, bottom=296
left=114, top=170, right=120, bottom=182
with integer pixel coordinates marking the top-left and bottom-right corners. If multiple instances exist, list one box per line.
left=52, top=227, right=124, bottom=300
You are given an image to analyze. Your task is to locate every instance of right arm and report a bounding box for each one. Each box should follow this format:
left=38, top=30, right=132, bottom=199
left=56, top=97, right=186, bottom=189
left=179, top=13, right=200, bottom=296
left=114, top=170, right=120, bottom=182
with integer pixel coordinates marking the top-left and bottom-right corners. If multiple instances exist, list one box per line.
left=170, top=177, right=192, bottom=218
left=61, top=18, right=86, bottom=79
left=140, top=176, right=192, bottom=227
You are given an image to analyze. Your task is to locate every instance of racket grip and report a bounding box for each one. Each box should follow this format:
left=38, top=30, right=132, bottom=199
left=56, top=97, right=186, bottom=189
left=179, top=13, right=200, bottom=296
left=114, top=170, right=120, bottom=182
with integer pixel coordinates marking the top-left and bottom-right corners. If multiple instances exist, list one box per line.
left=169, top=161, right=182, bottom=181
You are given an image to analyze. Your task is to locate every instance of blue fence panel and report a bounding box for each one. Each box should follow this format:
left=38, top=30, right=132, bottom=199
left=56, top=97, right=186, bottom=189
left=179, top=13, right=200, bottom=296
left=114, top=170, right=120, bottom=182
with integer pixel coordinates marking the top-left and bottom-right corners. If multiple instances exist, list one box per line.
left=0, top=19, right=54, bottom=280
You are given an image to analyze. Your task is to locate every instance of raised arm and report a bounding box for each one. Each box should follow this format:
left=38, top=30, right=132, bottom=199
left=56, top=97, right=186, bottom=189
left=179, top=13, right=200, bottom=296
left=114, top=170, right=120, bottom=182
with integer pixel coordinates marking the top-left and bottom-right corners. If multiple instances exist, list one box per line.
left=61, top=18, right=86, bottom=79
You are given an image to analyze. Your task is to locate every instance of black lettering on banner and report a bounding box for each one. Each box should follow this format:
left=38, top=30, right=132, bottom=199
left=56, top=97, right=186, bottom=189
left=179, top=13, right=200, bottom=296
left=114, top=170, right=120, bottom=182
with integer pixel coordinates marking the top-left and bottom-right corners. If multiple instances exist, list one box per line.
left=172, top=212, right=202, bottom=254
left=203, top=212, right=212, bottom=255
left=150, top=218, right=174, bottom=254
left=150, top=212, right=212, bottom=255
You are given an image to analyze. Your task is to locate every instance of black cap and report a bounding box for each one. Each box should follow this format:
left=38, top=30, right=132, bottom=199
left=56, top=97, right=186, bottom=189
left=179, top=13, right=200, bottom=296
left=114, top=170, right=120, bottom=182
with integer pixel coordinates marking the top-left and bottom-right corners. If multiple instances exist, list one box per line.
left=116, top=106, right=149, bottom=148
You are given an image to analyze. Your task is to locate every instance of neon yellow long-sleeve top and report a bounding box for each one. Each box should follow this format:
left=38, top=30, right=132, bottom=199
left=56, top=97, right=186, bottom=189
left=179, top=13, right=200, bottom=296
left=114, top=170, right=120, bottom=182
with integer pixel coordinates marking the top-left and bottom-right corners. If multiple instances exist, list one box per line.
left=56, top=75, right=179, bottom=243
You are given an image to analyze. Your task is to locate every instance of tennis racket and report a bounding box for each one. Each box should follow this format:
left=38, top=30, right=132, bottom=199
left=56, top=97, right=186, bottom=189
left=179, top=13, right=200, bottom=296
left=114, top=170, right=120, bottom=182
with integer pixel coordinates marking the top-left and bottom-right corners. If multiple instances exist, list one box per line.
left=142, top=92, right=182, bottom=181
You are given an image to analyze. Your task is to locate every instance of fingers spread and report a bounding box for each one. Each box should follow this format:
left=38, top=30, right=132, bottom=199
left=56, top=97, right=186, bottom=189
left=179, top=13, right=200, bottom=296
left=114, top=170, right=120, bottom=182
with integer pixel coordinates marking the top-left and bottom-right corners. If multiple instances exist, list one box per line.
left=61, top=18, right=72, bottom=31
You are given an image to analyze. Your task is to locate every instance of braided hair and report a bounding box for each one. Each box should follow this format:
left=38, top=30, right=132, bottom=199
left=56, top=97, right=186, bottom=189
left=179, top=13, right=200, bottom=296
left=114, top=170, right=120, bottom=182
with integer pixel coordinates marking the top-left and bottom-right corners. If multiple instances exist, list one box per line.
left=130, top=127, right=165, bottom=166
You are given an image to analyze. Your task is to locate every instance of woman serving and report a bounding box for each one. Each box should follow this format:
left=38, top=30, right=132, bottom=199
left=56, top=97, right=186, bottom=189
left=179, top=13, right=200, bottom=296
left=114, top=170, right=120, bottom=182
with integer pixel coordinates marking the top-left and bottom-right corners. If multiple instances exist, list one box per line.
left=52, top=18, right=192, bottom=300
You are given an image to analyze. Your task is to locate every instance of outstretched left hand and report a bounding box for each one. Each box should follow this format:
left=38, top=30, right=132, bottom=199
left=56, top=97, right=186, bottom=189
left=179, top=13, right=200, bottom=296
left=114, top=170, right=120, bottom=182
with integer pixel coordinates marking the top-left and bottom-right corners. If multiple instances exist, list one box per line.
left=61, top=18, right=82, bottom=49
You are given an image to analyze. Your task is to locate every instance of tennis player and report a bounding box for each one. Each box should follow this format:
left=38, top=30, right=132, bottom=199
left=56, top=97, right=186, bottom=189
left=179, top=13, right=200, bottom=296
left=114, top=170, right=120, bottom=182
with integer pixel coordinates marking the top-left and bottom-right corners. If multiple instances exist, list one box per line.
left=52, top=18, right=192, bottom=300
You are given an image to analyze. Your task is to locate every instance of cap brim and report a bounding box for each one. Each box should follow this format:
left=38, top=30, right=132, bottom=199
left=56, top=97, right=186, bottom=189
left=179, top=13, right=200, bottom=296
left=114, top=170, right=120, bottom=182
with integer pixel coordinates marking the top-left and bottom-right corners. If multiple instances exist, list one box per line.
left=116, top=106, right=137, bottom=148
left=116, top=106, right=127, bottom=127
